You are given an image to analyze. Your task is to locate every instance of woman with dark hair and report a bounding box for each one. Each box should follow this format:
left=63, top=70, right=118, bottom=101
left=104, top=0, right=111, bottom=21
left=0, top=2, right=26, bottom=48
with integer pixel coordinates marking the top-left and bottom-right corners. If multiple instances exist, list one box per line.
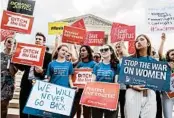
left=93, top=52, right=101, bottom=63
left=71, top=45, right=96, bottom=118
left=92, top=44, right=119, bottom=118
left=1, top=37, right=18, bottom=118
left=158, top=33, right=174, bottom=118
left=124, top=34, right=157, bottom=118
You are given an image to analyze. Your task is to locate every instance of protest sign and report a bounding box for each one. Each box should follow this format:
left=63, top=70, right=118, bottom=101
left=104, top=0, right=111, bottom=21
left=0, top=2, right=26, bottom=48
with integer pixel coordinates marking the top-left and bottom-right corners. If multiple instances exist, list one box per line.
left=62, top=26, right=86, bottom=45
left=80, top=82, right=120, bottom=110
left=71, top=18, right=86, bottom=29
left=48, top=22, right=68, bottom=35
left=110, top=23, right=128, bottom=43
left=0, top=29, right=15, bottom=42
left=167, top=92, right=174, bottom=99
left=84, top=31, right=105, bottom=46
left=146, top=4, right=174, bottom=32
left=111, top=25, right=135, bottom=42
left=72, top=68, right=94, bottom=88
left=23, top=80, right=76, bottom=117
left=11, top=43, right=46, bottom=67
left=1, top=10, right=34, bottom=34
left=128, top=41, right=136, bottom=54
left=7, top=0, right=35, bottom=15
left=118, top=57, right=171, bottom=91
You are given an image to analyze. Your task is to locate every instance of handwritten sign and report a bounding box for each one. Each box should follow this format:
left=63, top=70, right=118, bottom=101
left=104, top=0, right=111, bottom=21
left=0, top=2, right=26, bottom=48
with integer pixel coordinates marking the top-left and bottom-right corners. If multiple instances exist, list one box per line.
left=62, top=26, right=86, bottom=45
left=23, top=80, right=76, bottom=117
left=147, top=5, right=174, bottom=32
left=84, top=31, right=105, bottom=46
left=7, top=0, right=35, bottom=15
left=118, top=57, right=171, bottom=91
left=80, top=82, right=120, bottom=110
left=11, top=43, right=46, bottom=67
left=72, top=68, right=94, bottom=88
left=1, top=10, right=34, bottom=34
left=0, top=29, right=15, bottom=42
left=48, top=22, right=68, bottom=35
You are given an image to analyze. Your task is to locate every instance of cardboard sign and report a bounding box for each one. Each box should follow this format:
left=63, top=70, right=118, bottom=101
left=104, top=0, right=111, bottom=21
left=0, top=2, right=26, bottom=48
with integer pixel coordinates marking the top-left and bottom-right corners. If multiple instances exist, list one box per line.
left=1, top=10, right=34, bottom=34
left=128, top=41, right=136, bottom=54
left=0, top=29, right=15, bottom=42
left=72, top=68, right=94, bottom=88
left=118, top=57, right=171, bottom=91
left=62, top=26, right=86, bottom=45
left=48, top=22, right=68, bottom=35
left=7, top=0, right=35, bottom=15
left=71, top=19, right=86, bottom=29
left=11, top=43, right=46, bottom=67
left=84, top=31, right=105, bottom=46
left=110, top=23, right=128, bottom=43
left=147, top=5, right=174, bottom=32
left=23, top=80, right=76, bottom=117
left=80, top=82, right=120, bottom=110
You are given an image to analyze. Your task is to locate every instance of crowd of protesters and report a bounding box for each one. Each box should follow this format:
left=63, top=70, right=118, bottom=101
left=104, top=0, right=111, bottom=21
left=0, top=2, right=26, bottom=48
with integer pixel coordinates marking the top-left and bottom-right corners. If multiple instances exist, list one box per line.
left=1, top=32, right=174, bottom=118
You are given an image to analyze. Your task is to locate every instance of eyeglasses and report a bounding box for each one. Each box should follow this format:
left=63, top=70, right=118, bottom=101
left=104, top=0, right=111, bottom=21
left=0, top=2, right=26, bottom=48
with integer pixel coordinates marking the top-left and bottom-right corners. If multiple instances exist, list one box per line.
left=100, top=48, right=109, bottom=53
left=115, top=46, right=120, bottom=49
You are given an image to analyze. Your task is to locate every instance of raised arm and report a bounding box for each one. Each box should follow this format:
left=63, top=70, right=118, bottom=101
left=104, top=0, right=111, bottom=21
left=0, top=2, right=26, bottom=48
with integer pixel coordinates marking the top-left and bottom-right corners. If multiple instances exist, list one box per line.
left=158, top=33, right=166, bottom=60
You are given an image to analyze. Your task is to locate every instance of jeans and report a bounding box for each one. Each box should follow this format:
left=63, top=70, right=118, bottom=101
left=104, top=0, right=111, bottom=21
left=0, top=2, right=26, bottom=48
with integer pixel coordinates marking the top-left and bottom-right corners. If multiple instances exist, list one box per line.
left=162, top=93, right=174, bottom=118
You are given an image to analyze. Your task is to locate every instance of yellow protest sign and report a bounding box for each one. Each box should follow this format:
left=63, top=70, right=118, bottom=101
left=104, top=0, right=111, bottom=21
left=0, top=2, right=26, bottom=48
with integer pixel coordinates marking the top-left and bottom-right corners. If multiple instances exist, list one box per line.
left=48, top=22, right=68, bottom=35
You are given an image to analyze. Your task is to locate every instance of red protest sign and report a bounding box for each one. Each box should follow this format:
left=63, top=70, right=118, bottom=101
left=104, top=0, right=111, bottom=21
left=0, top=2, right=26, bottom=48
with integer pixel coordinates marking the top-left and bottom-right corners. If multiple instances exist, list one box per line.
left=112, top=26, right=135, bottom=42
left=1, top=10, right=34, bottom=34
left=71, top=19, right=86, bottom=29
left=72, top=68, right=94, bottom=88
left=84, top=31, right=105, bottom=46
left=80, top=82, right=120, bottom=110
left=62, top=26, right=86, bottom=45
left=111, top=23, right=128, bottom=43
left=167, top=92, right=174, bottom=99
left=0, top=29, right=15, bottom=42
left=11, top=43, right=46, bottom=67
left=128, top=40, right=136, bottom=54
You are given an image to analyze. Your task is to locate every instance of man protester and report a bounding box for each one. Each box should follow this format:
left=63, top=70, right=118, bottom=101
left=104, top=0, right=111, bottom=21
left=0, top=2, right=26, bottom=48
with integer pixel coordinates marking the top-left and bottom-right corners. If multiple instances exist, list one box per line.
left=16, top=32, right=52, bottom=118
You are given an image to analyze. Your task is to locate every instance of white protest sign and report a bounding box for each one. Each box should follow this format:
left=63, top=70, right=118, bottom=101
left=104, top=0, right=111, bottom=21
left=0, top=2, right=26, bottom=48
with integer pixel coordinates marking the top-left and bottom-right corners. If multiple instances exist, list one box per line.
left=6, top=14, right=30, bottom=30
left=17, top=46, right=42, bottom=62
left=25, top=80, right=76, bottom=116
left=146, top=4, right=174, bottom=32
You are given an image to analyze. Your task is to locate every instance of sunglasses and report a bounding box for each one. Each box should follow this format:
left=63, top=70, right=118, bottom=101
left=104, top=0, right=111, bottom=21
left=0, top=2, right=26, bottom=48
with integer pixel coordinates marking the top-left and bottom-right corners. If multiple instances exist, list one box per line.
left=100, top=48, right=109, bottom=53
left=7, top=40, right=16, bottom=45
left=94, top=55, right=100, bottom=58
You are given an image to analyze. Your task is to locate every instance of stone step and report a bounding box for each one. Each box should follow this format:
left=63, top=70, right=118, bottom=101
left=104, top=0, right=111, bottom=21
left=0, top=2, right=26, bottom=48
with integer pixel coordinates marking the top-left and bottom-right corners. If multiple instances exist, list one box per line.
left=8, top=108, right=19, bottom=115
left=9, top=99, right=19, bottom=108
left=14, top=87, right=20, bottom=92
left=13, top=92, right=19, bottom=99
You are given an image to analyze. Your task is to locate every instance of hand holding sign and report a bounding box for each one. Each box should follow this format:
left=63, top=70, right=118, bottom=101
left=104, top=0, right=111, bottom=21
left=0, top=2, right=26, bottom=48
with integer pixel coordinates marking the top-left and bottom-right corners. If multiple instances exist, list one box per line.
left=35, top=66, right=43, bottom=74
left=132, top=85, right=147, bottom=92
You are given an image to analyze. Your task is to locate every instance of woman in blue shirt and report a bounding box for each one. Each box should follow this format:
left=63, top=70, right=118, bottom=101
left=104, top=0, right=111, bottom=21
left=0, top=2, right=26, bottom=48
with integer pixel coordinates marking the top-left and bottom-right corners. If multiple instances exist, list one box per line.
left=92, top=44, right=119, bottom=118
left=71, top=45, right=96, bottom=118
left=124, top=34, right=157, bottom=118
left=46, top=44, right=74, bottom=118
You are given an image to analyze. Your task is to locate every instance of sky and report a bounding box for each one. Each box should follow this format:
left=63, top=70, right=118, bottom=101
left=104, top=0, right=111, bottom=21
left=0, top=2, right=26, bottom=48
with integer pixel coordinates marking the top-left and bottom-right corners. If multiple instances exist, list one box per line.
left=0, top=0, right=174, bottom=53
